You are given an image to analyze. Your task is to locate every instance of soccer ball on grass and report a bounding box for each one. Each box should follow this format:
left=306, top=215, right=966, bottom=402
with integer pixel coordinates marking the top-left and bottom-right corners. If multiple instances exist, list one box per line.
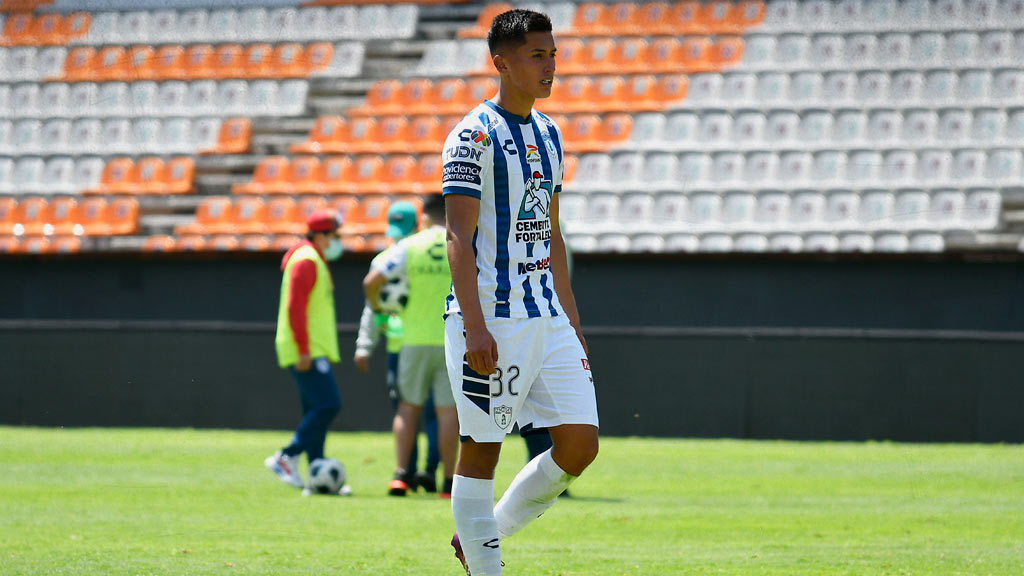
left=305, top=458, right=348, bottom=495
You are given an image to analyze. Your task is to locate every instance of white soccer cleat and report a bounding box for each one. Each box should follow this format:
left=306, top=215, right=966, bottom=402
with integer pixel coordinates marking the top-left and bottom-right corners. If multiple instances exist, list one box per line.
left=264, top=451, right=304, bottom=489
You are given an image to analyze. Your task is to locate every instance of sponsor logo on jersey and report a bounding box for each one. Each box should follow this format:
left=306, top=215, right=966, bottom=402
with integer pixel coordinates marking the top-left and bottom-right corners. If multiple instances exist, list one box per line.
left=514, top=171, right=553, bottom=242
left=444, top=145, right=483, bottom=161
left=458, top=128, right=491, bottom=149
left=517, top=256, right=550, bottom=275
left=526, top=144, right=541, bottom=163
left=582, top=358, right=590, bottom=370
left=442, top=161, right=482, bottom=185
left=493, top=405, right=513, bottom=429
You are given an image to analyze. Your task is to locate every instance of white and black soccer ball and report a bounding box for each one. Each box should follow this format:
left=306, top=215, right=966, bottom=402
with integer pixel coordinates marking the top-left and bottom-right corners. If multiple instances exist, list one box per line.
left=307, top=458, right=346, bottom=495
left=376, top=278, right=409, bottom=314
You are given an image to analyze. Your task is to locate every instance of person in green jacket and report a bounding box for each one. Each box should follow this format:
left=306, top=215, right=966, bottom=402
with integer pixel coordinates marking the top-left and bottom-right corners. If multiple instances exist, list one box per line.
left=364, top=195, right=457, bottom=497
left=265, top=210, right=346, bottom=491
left=354, top=201, right=441, bottom=493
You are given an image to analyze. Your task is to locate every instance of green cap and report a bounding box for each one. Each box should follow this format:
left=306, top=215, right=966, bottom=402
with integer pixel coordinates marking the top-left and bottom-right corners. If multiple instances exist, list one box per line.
left=386, top=201, right=418, bottom=239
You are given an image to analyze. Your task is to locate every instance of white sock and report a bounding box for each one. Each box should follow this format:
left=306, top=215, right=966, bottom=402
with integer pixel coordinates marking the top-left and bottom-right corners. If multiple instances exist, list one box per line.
left=452, top=475, right=502, bottom=575
left=494, top=449, right=577, bottom=540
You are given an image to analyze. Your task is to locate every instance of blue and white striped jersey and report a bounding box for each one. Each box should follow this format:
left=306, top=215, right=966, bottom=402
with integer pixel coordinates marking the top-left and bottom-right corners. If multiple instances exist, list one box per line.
left=442, top=99, right=565, bottom=320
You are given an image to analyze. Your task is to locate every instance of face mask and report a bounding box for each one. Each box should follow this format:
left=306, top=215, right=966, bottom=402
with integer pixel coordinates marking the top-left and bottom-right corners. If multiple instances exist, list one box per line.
left=324, top=238, right=344, bottom=261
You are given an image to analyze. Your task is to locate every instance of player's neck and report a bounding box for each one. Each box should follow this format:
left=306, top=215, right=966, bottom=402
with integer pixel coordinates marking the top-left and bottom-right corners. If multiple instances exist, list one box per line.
left=493, top=81, right=535, bottom=120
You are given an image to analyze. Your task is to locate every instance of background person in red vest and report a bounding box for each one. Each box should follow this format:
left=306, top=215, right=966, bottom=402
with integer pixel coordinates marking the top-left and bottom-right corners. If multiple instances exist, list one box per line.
left=265, top=210, right=346, bottom=490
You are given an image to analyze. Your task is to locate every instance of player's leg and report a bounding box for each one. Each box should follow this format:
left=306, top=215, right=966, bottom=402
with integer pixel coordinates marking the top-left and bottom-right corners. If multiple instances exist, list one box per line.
left=418, top=389, right=441, bottom=493
left=493, top=317, right=598, bottom=539
left=389, top=351, right=421, bottom=483
left=430, top=349, right=458, bottom=497
left=264, top=366, right=310, bottom=487
left=293, top=358, right=342, bottom=463
left=452, top=439, right=503, bottom=575
left=391, top=400, right=421, bottom=495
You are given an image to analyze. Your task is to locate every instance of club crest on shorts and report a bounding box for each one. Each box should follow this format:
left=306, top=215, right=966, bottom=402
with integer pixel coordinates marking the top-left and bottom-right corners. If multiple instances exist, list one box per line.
left=493, top=405, right=513, bottom=429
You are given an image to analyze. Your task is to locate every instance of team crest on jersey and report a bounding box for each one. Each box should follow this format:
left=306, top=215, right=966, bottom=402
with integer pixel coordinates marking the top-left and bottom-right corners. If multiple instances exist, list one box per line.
left=518, top=171, right=552, bottom=220
left=493, top=405, right=513, bottom=429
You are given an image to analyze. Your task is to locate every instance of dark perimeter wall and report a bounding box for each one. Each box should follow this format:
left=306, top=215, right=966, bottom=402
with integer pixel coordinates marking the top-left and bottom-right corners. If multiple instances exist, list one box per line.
left=1, top=253, right=1022, bottom=442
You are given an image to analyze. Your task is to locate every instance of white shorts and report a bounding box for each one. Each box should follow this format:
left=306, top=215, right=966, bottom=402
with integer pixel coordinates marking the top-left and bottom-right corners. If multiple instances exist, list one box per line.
left=444, top=314, right=599, bottom=443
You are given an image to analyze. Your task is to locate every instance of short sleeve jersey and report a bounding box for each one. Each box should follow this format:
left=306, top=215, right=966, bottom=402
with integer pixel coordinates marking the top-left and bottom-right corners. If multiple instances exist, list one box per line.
left=441, top=100, right=565, bottom=320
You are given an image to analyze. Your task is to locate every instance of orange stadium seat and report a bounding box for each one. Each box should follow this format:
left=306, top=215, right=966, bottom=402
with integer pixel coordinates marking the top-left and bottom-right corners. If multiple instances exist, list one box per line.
left=296, top=196, right=329, bottom=225
left=47, top=196, right=77, bottom=236
left=562, top=115, right=603, bottom=153
left=331, top=116, right=376, bottom=155
left=378, top=155, right=417, bottom=194
left=648, top=37, right=682, bottom=74
left=411, top=154, right=443, bottom=194
left=352, top=79, right=401, bottom=115
left=341, top=234, right=367, bottom=253
left=290, top=116, right=345, bottom=155
left=636, top=2, right=673, bottom=35
left=203, top=118, right=251, bottom=155
left=243, top=43, right=274, bottom=78
left=176, top=196, right=231, bottom=235
left=151, top=45, right=186, bottom=80
left=702, top=0, right=739, bottom=33
left=371, top=115, right=411, bottom=154
left=62, top=46, right=96, bottom=82
left=348, top=156, right=385, bottom=195
left=270, top=235, right=301, bottom=252
left=397, top=78, right=435, bottom=115
left=624, top=75, right=663, bottom=111
left=318, top=156, right=354, bottom=195
left=605, top=2, right=640, bottom=35
left=87, top=158, right=134, bottom=195
left=213, top=44, right=244, bottom=79
left=544, top=75, right=592, bottom=114
left=304, top=42, right=334, bottom=76
left=62, top=12, right=90, bottom=43
left=209, top=234, right=241, bottom=251
left=429, top=78, right=468, bottom=115
left=458, top=3, right=512, bottom=38
left=95, top=46, right=128, bottom=81
left=142, top=235, right=177, bottom=252
left=51, top=235, right=81, bottom=254
left=553, top=38, right=584, bottom=75
left=271, top=43, right=308, bottom=78
left=669, top=1, right=707, bottom=35
left=239, top=235, right=272, bottom=252
left=408, top=115, right=445, bottom=154
left=174, top=235, right=208, bottom=252
left=679, top=37, right=714, bottom=73
left=20, top=236, right=53, bottom=254
left=229, top=196, right=267, bottom=235
left=127, top=46, right=157, bottom=80
left=30, top=13, right=66, bottom=45
left=609, top=38, right=650, bottom=74
left=343, top=196, right=390, bottom=235
left=597, top=113, right=633, bottom=147
left=15, top=196, right=47, bottom=236
left=0, top=237, right=19, bottom=256
left=327, top=197, right=359, bottom=225
left=561, top=154, right=578, bottom=184
left=464, top=77, right=498, bottom=107
left=653, top=74, right=689, bottom=107
left=0, top=197, right=17, bottom=235
left=579, top=38, right=616, bottom=74
left=572, top=2, right=610, bottom=36
left=2, top=12, right=32, bottom=45
left=285, top=156, right=323, bottom=195
left=130, top=157, right=166, bottom=195
left=164, top=157, right=195, bottom=194
left=75, top=197, right=108, bottom=235
left=263, top=197, right=302, bottom=235
left=184, top=44, right=216, bottom=80
left=709, top=36, right=745, bottom=69
left=737, top=0, right=765, bottom=29
left=106, top=197, right=139, bottom=235
left=232, top=156, right=289, bottom=195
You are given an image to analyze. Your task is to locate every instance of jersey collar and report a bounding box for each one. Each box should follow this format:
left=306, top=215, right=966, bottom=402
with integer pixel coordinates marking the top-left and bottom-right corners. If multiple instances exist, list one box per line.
left=484, top=99, right=533, bottom=125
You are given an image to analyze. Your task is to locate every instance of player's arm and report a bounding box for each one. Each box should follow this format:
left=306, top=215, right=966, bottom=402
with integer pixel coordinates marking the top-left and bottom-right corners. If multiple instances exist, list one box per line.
left=363, top=245, right=407, bottom=313
left=549, top=196, right=587, bottom=355
left=363, top=269, right=387, bottom=313
left=446, top=194, right=498, bottom=375
left=353, top=302, right=381, bottom=373
left=288, top=258, right=317, bottom=372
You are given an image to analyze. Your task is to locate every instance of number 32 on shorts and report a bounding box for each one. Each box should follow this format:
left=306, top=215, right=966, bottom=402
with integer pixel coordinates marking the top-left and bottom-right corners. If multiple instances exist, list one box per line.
left=490, top=365, right=520, bottom=397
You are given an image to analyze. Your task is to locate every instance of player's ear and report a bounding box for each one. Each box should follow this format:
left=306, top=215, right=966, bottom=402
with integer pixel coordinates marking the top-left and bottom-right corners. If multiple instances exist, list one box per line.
left=492, top=53, right=508, bottom=75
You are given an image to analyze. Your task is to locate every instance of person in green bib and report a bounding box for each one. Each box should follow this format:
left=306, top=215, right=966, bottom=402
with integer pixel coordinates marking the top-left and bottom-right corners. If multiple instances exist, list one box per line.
left=364, top=195, right=457, bottom=497
left=265, top=210, right=346, bottom=492
left=354, top=200, right=441, bottom=493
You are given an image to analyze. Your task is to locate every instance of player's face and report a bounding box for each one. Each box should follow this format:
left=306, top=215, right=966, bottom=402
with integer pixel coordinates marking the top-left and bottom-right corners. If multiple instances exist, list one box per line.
left=503, top=31, right=556, bottom=100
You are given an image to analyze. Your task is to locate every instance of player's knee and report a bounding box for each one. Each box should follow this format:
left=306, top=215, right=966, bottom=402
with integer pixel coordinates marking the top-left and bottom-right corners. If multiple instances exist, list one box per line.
left=554, top=435, right=598, bottom=476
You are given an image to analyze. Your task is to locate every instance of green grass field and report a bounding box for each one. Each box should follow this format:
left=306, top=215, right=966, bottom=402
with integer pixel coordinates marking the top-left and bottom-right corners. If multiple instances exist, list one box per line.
left=0, top=427, right=1022, bottom=575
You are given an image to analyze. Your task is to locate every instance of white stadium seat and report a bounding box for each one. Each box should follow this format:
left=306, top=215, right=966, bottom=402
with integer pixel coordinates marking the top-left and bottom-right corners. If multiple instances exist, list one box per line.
left=825, top=190, right=860, bottom=230
left=846, top=150, right=881, bottom=186
left=573, top=154, right=611, bottom=192
left=812, top=151, right=846, bottom=185
left=557, top=192, right=585, bottom=227
left=790, top=191, right=826, bottom=230
left=881, top=150, right=917, bottom=184
left=72, top=157, right=104, bottom=192
left=856, top=71, right=890, bottom=104
left=69, top=119, right=101, bottom=155
left=652, top=193, right=688, bottom=230
left=710, top=152, right=744, bottom=185
left=267, top=7, right=299, bottom=41
left=608, top=153, right=645, bottom=190
left=909, top=232, right=946, bottom=252
left=584, top=193, right=619, bottom=231
left=893, top=189, right=930, bottom=228
left=754, top=192, right=790, bottom=231
left=903, top=109, right=937, bottom=143
left=43, top=157, right=75, bottom=194
left=755, top=72, right=789, bottom=104
left=237, top=7, right=268, bottom=42
left=823, top=71, right=856, bottom=103
left=769, top=233, right=804, bottom=252
left=619, top=193, right=655, bottom=228
left=930, top=189, right=966, bottom=229
left=745, top=152, right=779, bottom=184
left=952, top=149, right=986, bottom=182
left=13, top=157, right=45, bottom=194
left=39, top=120, right=71, bottom=155
left=663, top=112, right=699, bottom=148
left=916, top=150, right=952, bottom=184
left=100, top=118, right=132, bottom=154
left=677, top=153, right=711, bottom=189
left=687, top=73, right=723, bottom=104
left=597, top=233, right=631, bottom=253
left=664, top=233, right=699, bottom=252
left=0, top=120, right=11, bottom=154
left=789, top=72, right=822, bottom=105
left=721, top=73, right=756, bottom=104
left=874, top=232, right=910, bottom=252
left=860, top=190, right=896, bottom=230
left=985, top=149, right=1021, bottom=182
left=699, top=233, right=734, bottom=252
left=0, top=158, right=12, bottom=194
left=804, top=232, right=840, bottom=252
left=687, top=193, right=722, bottom=230
left=640, top=153, right=678, bottom=191
left=734, top=111, right=767, bottom=144
left=276, top=80, right=308, bottom=116
left=630, top=233, right=666, bottom=253
left=149, top=10, right=179, bottom=43
left=962, top=189, right=1001, bottom=229
left=839, top=233, right=874, bottom=252
left=734, top=233, right=769, bottom=252
left=720, top=193, right=756, bottom=229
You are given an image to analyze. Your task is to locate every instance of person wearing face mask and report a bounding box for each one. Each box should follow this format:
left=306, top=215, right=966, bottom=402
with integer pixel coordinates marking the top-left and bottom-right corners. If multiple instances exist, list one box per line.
left=265, top=210, right=347, bottom=491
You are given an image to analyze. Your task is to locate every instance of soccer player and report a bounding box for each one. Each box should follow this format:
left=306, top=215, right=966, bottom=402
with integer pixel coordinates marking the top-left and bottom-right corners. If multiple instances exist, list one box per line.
left=265, top=211, right=346, bottom=490
left=354, top=201, right=442, bottom=493
left=364, top=195, right=459, bottom=498
left=442, top=10, right=598, bottom=575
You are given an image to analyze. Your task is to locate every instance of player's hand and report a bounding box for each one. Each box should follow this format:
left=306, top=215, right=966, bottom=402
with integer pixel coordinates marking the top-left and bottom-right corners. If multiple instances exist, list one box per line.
left=353, top=353, right=370, bottom=373
left=465, top=325, right=498, bottom=376
left=295, top=354, right=312, bottom=372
